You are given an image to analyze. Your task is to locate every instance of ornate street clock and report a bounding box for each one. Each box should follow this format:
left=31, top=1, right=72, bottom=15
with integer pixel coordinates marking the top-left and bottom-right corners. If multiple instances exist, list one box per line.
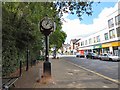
left=40, top=17, right=54, bottom=35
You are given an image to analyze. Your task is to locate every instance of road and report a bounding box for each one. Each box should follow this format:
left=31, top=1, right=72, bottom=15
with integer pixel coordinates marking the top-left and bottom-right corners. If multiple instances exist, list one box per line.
left=60, top=55, right=119, bottom=81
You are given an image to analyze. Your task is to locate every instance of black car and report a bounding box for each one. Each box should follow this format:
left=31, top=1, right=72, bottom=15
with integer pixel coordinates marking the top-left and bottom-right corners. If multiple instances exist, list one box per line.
left=86, top=52, right=98, bottom=59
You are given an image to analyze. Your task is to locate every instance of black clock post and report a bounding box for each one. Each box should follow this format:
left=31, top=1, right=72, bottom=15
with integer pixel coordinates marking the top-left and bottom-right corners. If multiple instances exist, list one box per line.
left=39, top=17, right=55, bottom=78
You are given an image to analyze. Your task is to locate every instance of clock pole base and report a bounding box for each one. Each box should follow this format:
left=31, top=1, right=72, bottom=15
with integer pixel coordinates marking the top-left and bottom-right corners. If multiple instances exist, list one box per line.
left=43, top=61, right=51, bottom=77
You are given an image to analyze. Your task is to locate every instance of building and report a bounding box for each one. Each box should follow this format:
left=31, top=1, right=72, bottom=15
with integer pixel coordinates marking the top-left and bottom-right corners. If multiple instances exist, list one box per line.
left=77, top=2, right=120, bottom=56
left=70, top=39, right=80, bottom=54
left=62, top=43, right=71, bottom=54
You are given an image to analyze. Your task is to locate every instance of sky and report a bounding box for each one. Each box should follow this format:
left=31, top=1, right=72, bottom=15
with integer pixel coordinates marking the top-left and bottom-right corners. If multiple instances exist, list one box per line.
left=61, top=1, right=119, bottom=44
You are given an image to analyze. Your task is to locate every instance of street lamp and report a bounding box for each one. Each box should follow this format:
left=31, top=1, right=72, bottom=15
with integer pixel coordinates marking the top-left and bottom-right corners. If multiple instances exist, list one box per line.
left=39, top=16, right=55, bottom=77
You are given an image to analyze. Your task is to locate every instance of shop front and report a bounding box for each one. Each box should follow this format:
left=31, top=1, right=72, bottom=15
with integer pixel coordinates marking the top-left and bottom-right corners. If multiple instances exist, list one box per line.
left=79, top=50, right=84, bottom=56
left=78, top=46, right=94, bottom=55
left=93, top=44, right=102, bottom=55
left=118, top=46, right=120, bottom=56
left=102, top=41, right=120, bottom=55
left=111, top=42, right=120, bottom=56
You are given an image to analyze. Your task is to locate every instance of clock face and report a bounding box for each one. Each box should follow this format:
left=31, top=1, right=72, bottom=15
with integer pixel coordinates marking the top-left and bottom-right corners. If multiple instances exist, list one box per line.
left=41, top=18, right=53, bottom=30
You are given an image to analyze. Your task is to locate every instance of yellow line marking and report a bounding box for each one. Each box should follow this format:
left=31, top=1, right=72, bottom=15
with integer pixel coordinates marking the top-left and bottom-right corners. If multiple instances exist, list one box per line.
left=67, top=61, right=120, bottom=85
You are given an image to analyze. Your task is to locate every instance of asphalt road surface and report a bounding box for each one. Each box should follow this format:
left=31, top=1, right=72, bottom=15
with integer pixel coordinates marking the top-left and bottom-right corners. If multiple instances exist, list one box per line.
left=61, top=55, right=119, bottom=81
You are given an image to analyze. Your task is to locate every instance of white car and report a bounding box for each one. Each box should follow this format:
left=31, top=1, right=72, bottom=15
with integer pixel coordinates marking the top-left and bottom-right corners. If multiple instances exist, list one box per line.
left=76, top=53, right=81, bottom=57
left=76, top=53, right=85, bottom=58
left=56, top=53, right=62, bottom=59
left=100, top=53, right=120, bottom=61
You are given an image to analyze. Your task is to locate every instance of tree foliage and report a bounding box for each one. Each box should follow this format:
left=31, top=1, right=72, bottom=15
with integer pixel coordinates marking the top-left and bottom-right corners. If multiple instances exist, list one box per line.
left=54, top=0, right=97, bottom=20
left=2, top=2, right=67, bottom=76
left=2, top=1, right=97, bottom=76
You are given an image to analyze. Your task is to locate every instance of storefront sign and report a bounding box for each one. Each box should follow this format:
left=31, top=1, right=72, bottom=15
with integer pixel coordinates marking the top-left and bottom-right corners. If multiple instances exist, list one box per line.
left=112, top=42, right=120, bottom=46
left=102, top=41, right=120, bottom=48
left=102, top=43, right=112, bottom=48
left=78, top=46, right=93, bottom=50
left=93, top=44, right=102, bottom=49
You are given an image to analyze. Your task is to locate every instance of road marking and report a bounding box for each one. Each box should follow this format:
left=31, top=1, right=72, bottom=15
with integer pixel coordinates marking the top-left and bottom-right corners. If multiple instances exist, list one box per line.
left=67, top=61, right=120, bottom=85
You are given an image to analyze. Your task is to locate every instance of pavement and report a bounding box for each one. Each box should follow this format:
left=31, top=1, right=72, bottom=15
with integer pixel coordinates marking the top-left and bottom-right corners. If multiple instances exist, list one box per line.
left=14, top=58, right=119, bottom=88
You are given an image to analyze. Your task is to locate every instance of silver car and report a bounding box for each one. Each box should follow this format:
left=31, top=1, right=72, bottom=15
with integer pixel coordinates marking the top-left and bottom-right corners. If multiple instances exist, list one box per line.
left=100, top=53, right=120, bottom=61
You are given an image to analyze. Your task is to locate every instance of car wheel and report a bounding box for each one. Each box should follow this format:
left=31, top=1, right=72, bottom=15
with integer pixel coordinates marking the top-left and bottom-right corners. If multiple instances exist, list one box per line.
left=109, top=58, right=112, bottom=61
left=91, top=56, right=93, bottom=59
left=101, top=58, right=103, bottom=60
left=86, top=56, right=88, bottom=59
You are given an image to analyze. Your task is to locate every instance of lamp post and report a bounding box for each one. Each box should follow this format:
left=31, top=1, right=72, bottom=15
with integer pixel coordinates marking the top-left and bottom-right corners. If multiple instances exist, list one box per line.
left=39, top=16, right=55, bottom=77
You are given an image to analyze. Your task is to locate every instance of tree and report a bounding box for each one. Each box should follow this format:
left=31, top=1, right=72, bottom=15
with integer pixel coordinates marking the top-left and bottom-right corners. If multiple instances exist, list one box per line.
left=50, top=30, right=67, bottom=50
left=2, top=2, right=67, bottom=76
left=54, top=0, right=98, bottom=20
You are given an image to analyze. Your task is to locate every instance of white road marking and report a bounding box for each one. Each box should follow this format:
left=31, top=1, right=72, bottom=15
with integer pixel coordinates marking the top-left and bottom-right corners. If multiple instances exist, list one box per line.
left=103, top=86, right=109, bottom=88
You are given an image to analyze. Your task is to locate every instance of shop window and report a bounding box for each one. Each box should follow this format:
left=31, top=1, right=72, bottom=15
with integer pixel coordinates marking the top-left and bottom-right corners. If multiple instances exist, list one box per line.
left=115, top=14, right=120, bottom=25
left=104, top=33, right=109, bottom=40
left=108, top=18, right=114, bottom=28
left=116, top=27, right=120, bottom=37
left=113, top=47, right=118, bottom=56
left=109, top=29, right=115, bottom=39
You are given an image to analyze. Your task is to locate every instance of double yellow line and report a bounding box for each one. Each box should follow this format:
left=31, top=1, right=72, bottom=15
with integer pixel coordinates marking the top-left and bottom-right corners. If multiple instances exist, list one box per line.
left=68, top=61, right=120, bottom=85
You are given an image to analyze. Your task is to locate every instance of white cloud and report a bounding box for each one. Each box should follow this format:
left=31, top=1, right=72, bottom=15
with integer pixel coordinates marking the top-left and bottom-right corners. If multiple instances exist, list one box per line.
left=61, top=2, right=119, bottom=44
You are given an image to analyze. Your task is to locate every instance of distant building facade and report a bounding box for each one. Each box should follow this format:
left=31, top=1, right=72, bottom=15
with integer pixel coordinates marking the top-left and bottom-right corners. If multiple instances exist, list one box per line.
left=62, top=43, right=71, bottom=54
left=70, top=39, right=80, bottom=54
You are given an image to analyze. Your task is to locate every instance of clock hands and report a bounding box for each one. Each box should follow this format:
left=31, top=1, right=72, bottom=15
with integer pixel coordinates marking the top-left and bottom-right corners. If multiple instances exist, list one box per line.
left=41, top=17, right=54, bottom=30
left=46, top=21, right=49, bottom=26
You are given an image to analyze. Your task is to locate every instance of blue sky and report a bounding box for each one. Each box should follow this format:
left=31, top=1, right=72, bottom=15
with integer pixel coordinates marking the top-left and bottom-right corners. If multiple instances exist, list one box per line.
left=66, top=2, right=117, bottom=24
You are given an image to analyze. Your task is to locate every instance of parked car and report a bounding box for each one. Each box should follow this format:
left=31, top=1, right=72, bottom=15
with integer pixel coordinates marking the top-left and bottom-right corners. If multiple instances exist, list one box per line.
left=76, top=53, right=85, bottom=58
left=100, top=53, right=120, bottom=61
left=56, top=53, right=62, bottom=59
left=86, top=52, right=99, bottom=59
left=76, top=53, right=81, bottom=57
left=98, top=54, right=102, bottom=59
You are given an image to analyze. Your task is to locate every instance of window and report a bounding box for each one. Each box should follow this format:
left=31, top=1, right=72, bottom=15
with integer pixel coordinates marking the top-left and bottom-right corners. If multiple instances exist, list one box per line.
left=82, top=41, right=84, bottom=46
left=85, top=40, right=87, bottom=45
left=89, top=38, right=92, bottom=44
left=80, top=41, right=84, bottom=46
left=108, top=18, right=114, bottom=28
left=109, top=29, right=115, bottom=39
left=80, top=42, right=82, bottom=46
left=116, top=27, right=120, bottom=37
left=115, top=14, right=120, bottom=25
left=94, top=37, right=96, bottom=43
left=97, top=35, right=100, bottom=42
left=104, top=33, right=109, bottom=40
left=104, top=54, right=107, bottom=56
